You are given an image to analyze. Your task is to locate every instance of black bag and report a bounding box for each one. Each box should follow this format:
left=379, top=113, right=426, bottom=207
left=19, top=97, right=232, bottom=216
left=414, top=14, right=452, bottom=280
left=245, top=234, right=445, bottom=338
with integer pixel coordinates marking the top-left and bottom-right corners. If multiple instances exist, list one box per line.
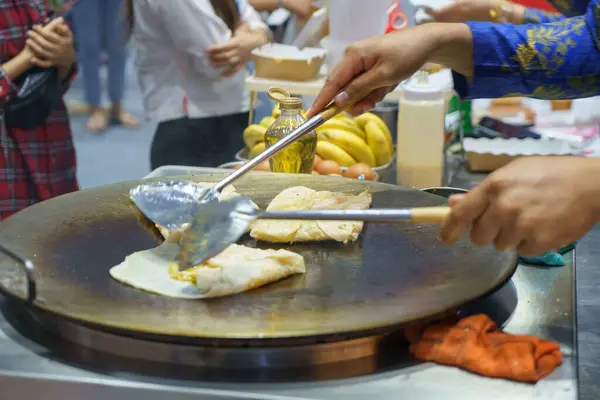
left=3, top=0, right=63, bottom=130
left=4, top=66, right=61, bottom=129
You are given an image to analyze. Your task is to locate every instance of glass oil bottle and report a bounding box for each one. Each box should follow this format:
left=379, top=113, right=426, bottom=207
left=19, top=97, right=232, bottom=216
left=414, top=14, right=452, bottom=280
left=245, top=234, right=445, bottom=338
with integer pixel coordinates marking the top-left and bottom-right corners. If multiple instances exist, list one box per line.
left=265, top=87, right=317, bottom=174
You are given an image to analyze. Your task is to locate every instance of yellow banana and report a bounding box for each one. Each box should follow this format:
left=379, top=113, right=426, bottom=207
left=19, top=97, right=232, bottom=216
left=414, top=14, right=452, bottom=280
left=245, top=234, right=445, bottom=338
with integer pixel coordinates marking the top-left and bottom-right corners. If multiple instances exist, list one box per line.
left=248, top=142, right=266, bottom=159
left=355, top=113, right=393, bottom=153
left=243, top=124, right=267, bottom=148
left=337, top=115, right=362, bottom=130
left=316, top=141, right=357, bottom=167
left=316, top=120, right=366, bottom=141
left=272, top=103, right=281, bottom=118
left=365, top=121, right=393, bottom=166
left=259, top=116, right=276, bottom=129
left=317, top=129, right=376, bottom=167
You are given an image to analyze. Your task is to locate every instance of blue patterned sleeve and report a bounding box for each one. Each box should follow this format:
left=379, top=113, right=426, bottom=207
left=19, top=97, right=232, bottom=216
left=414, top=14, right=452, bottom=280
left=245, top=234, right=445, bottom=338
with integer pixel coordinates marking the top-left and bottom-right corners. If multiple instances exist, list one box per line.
left=454, top=1, right=600, bottom=100
left=523, top=8, right=565, bottom=23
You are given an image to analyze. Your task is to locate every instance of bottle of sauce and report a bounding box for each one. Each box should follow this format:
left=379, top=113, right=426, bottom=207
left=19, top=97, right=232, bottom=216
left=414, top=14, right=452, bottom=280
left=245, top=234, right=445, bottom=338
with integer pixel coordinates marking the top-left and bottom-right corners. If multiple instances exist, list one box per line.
left=265, top=87, right=317, bottom=174
left=396, top=71, right=445, bottom=189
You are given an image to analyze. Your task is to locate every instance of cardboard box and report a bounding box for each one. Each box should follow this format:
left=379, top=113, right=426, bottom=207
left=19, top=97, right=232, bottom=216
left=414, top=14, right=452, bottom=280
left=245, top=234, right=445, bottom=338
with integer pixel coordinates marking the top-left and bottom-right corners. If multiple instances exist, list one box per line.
left=464, top=138, right=573, bottom=172
left=252, top=44, right=326, bottom=82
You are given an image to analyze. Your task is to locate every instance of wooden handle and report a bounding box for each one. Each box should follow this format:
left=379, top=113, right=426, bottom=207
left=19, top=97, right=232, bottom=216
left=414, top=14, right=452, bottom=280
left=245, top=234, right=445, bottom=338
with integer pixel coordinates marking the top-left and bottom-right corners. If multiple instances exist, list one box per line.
left=319, top=98, right=361, bottom=121
left=410, top=207, right=451, bottom=224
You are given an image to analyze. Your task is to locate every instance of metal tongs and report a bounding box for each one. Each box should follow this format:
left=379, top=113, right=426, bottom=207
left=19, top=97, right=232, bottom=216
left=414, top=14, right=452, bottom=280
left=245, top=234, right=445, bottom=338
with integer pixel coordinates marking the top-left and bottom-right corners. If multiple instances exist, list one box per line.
left=177, top=196, right=450, bottom=270
left=191, top=92, right=358, bottom=207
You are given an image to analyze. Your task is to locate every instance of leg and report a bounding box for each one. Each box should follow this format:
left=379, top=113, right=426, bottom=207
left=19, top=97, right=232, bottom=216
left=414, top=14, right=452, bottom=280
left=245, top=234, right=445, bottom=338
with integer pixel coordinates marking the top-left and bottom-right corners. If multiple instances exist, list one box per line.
left=103, top=0, right=138, bottom=128
left=150, top=118, right=214, bottom=169
left=72, top=0, right=107, bottom=132
left=213, top=112, right=248, bottom=167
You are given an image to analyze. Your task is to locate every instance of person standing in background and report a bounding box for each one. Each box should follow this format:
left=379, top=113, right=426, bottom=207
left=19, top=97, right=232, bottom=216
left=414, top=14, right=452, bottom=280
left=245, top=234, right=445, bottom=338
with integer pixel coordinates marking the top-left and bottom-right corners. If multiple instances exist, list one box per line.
left=249, top=0, right=314, bottom=21
left=0, top=8, right=78, bottom=219
left=127, top=0, right=270, bottom=168
left=72, top=0, right=138, bottom=133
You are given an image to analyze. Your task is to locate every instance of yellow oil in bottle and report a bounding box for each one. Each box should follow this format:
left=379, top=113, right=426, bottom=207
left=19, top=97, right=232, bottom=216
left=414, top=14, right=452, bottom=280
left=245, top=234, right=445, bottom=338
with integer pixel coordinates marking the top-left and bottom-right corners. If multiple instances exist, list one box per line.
left=265, top=89, right=317, bottom=174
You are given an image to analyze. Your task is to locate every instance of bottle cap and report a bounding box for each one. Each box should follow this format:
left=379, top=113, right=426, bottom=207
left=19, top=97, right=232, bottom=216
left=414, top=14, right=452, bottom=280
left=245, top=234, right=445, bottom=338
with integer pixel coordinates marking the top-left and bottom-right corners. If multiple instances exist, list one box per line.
left=402, top=70, right=443, bottom=101
left=268, top=87, right=303, bottom=110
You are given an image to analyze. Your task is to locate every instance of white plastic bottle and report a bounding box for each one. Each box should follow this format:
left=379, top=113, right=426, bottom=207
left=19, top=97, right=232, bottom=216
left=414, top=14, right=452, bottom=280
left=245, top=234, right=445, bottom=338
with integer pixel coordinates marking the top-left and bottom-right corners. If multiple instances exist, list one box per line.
left=396, top=71, right=446, bottom=189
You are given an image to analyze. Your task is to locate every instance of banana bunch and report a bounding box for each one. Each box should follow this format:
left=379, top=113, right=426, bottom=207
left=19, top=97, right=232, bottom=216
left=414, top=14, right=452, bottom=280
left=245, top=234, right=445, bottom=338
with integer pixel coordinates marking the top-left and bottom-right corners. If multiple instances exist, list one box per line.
left=315, top=112, right=394, bottom=168
left=243, top=116, right=276, bottom=158
left=243, top=108, right=394, bottom=167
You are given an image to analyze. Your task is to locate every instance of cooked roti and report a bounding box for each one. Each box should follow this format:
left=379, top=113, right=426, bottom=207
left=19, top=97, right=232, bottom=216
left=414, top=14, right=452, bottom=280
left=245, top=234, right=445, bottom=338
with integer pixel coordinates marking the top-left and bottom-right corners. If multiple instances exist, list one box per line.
left=250, top=186, right=372, bottom=243
left=109, top=243, right=305, bottom=299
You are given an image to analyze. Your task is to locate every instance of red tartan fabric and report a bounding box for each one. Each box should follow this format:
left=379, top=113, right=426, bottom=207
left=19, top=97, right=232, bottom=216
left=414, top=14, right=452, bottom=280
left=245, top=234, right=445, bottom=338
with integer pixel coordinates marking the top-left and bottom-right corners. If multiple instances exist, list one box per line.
left=0, top=0, right=78, bottom=220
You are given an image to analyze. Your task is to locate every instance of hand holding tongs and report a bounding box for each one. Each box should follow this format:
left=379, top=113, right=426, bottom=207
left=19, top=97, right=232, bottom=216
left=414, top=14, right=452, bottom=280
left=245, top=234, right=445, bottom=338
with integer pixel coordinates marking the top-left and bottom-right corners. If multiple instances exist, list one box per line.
left=177, top=196, right=450, bottom=270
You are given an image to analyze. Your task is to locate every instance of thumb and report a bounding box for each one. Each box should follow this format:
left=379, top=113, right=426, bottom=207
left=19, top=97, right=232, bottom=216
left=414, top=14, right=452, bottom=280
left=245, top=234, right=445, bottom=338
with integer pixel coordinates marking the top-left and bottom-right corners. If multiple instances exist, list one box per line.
left=448, top=193, right=466, bottom=207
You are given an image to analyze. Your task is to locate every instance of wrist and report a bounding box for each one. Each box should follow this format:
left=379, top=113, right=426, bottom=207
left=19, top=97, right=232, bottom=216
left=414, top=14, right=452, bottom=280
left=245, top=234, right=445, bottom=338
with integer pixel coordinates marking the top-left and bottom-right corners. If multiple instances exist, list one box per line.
left=428, top=23, right=474, bottom=77
left=18, top=47, right=34, bottom=66
left=499, top=1, right=525, bottom=24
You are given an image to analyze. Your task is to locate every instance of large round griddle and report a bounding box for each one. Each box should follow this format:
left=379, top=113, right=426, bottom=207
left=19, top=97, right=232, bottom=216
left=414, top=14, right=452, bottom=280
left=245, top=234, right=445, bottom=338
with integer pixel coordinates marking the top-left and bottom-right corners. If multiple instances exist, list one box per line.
left=0, top=173, right=517, bottom=344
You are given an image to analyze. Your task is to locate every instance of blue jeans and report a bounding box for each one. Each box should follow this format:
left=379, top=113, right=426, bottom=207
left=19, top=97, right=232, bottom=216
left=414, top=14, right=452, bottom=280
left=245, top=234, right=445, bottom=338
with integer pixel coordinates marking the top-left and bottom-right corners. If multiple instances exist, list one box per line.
left=72, top=0, right=127, bottom=106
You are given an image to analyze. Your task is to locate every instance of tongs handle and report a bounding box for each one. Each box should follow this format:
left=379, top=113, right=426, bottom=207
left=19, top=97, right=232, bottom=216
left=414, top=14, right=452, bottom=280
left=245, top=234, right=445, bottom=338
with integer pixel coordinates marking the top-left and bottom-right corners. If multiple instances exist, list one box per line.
left=212, top=99, right=359, bottom=193
left=259, top=207, right=451, bottom=225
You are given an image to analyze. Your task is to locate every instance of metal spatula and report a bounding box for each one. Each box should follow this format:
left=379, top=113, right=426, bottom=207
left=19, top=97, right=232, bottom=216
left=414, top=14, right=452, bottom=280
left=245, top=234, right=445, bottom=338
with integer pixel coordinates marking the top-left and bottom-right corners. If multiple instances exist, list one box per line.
left=177, top=196, right=450, bottom=271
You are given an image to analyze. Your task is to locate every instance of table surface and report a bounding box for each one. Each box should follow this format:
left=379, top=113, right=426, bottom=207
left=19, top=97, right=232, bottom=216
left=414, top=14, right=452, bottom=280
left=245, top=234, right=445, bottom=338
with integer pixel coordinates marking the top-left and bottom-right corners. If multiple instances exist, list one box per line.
left=442, top=158, right=600, bottom=399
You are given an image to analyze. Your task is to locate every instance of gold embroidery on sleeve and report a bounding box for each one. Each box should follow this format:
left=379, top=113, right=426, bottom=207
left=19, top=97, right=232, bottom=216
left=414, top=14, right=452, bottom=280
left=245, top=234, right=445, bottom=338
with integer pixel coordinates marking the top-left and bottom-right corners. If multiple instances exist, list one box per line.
left=511, top=17, right=585, bottom=75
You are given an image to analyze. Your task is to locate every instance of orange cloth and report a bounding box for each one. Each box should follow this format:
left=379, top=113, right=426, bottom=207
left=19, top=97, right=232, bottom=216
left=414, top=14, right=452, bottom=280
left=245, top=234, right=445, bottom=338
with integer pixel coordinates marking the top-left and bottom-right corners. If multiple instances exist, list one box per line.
left=404, top=314, right=563, bottom=383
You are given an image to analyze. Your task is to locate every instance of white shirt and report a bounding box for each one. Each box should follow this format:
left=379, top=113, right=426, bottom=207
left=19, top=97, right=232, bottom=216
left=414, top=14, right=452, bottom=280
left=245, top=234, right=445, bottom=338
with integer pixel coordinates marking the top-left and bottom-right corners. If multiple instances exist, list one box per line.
left=132, top=0, right=267, bottom=123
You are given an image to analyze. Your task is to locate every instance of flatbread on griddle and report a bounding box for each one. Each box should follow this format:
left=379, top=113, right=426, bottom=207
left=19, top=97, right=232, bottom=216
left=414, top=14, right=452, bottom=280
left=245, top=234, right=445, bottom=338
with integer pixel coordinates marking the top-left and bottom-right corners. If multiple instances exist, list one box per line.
left=109, top=243, right=305, bottom=299
left=250, top=186, right=372, bottom=244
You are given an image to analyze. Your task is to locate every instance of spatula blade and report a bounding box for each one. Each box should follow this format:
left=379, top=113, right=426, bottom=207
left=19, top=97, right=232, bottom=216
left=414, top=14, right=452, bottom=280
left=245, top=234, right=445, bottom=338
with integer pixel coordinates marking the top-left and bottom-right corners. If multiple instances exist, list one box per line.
left=177, top=196, right=258, bottom=271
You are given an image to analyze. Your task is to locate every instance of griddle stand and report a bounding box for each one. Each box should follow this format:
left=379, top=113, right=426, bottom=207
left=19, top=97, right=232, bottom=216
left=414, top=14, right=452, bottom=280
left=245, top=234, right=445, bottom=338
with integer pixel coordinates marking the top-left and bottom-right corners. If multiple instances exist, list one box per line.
left=0, top=166, right=578, bottom=399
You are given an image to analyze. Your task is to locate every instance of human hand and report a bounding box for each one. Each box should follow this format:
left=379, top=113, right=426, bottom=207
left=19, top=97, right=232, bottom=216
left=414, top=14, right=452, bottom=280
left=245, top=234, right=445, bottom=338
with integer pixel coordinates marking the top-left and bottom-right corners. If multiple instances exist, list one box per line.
left=25, top=17, right=75, bottom=69
left=208, top=30, right=265, bottom=77
left=308, top=25, right=446, bottom=117
left=439, top=156, right=600, bottom=256
left=283, top=0, right=314, bottom=21
left=426, top=0, right=524, bottom=23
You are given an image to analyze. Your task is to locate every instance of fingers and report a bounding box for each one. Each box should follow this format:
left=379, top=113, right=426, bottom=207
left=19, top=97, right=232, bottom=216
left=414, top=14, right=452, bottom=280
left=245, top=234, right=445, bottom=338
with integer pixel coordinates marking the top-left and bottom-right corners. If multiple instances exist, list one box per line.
left=208, top=40, right=238, bottom=55
left=31, top=24, right=62, bottom=44
left=469, top=204, right=503, bottom=247
left=425, top=4, right=457, bottom=22
left=348, top=86, right=395, bottom=116
left=493, top=215, right=520, bottom=252
left=54, top=22, right=73, bottom=39
left=31, top=57, right=53, bottom=68
left=439, top=183, right=491, bottom=244
left=26, top=38, right=54, bottom=60
left=308, top=48, right=368, bottom=117
left=222, top=63, right=245, bottom=77
left=448, top=193, right=466, bottom=207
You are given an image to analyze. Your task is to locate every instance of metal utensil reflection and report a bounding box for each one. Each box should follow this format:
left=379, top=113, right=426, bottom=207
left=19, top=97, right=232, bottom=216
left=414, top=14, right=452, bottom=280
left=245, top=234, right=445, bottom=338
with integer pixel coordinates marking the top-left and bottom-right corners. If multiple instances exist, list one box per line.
left=129, top=180, right=206, bottom=232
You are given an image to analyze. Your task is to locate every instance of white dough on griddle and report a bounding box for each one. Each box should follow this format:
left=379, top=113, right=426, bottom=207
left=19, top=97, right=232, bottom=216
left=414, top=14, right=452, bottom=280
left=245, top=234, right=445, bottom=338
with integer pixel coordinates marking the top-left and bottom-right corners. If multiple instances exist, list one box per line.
left=250, top=186, right=372, bottom=244
left=109, top=242, right=306, bottom=299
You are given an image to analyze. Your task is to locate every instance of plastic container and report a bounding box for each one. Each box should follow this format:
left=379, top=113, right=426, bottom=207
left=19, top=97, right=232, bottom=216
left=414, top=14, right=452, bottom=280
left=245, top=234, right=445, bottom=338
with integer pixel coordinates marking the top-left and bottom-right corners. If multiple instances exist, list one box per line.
left=251, top=44, right=326, bottom=82
left=328, top=0, right=393, bottom=42
left=396, top=71, right=445, bottom=189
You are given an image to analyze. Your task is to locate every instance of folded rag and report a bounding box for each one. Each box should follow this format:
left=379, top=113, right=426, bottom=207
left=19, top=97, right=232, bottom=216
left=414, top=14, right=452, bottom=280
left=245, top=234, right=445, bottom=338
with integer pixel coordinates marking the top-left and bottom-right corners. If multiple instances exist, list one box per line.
left=519, top=243, right=577, bottom=267
left=404, top=314, right=563, bottom=382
